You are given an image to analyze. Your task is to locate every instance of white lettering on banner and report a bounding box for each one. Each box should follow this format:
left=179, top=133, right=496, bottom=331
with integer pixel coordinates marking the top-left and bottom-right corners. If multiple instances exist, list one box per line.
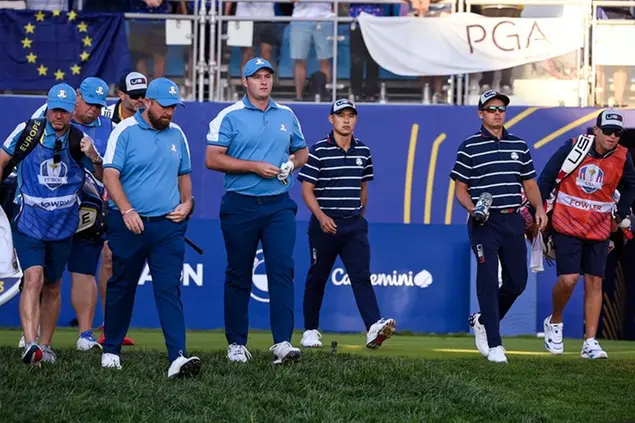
left=556, top=192, right=614, bottom=213
left=138, top=263, right=203, bottom=286
left=331, top=268, right=433, bottom=288
left=22, top=193, right=77, bottom=211
left=357, top=12, right=583, bottom=76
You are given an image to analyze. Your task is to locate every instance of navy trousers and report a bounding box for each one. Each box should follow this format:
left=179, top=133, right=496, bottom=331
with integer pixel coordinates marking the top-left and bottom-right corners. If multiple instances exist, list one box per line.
left=468, top=212, right=528, bottom=348
left=104, top=212, right=188, bottom=362
left=304, top=215, right=381, bottom=331
left=220, top=192, right=297, bottom=346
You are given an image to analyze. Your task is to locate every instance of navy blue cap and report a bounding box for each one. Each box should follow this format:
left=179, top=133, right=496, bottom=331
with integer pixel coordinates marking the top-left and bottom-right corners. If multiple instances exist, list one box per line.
left=146, top=77, right=184, bottom=107
left=47, top=83, right=76, bottom=113
left=243, top=57, right=275, bottom=78
left=330, top=99, right=357, bottom=115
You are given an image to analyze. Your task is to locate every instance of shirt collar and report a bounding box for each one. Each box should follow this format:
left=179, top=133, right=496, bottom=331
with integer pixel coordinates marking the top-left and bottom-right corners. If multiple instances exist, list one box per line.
left=134, top=109, right=153, bottom=130
left=327, top=131, right=359, bottom=146
left=72, top=115, right=100, bottom=128
left=241, top=95, right=279, bottom=112
left=44, top=120, right=70, bottom=140
left=480, top=125, right=509, bottom=140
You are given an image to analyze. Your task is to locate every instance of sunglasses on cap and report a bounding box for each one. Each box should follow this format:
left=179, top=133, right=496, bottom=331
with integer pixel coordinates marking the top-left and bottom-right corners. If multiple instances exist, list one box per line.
left=481, top=105, right=507, bottom=113
left=601, top=127, right=624, bottom=137
left=53, top=139, right=62, bottom=164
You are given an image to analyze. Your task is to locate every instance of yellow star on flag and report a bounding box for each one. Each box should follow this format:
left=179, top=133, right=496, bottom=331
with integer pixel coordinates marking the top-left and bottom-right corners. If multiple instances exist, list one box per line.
left=26, top=52, right=37, bottom=64
left=82, top=36, right=92, bottom=47
left=70, top=64, right=81, bottom=75
left=35, top=11, right=45, bottom=22
left=67, top=10, right=78, bottom=21
left=80, top=51, right=90, bottom=62
left=54, top=69, right=65, bottom=81
left=77, top=22, right=88, bottom=33
left=21, top=38, right=32, bottom=49
left=24, top=23, right=35, bottom=34
left=52, top=10, right=61, bottom=17
left=37, top=64, right=48, bottom=76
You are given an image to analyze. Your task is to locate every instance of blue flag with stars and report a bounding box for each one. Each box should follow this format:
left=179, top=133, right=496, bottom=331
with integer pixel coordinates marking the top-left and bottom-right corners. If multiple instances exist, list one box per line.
left=0, top=10, right=131, bottom=90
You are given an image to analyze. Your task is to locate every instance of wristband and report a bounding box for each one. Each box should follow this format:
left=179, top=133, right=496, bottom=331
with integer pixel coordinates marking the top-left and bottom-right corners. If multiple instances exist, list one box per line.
left=122, top=208, right=135, bottom=216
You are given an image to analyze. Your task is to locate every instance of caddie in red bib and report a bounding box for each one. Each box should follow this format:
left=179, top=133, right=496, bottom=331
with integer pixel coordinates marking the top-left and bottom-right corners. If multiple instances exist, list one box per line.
left=538, top=110, right=635, bottom=359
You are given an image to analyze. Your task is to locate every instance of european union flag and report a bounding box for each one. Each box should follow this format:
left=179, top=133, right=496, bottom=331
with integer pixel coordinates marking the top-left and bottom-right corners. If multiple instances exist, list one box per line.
left=0, top=10, right=131, bottom=91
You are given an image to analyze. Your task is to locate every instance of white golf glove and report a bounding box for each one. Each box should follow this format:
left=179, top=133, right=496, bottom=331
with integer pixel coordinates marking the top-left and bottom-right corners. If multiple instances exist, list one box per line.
left=277, top=157, right=295, bottom=182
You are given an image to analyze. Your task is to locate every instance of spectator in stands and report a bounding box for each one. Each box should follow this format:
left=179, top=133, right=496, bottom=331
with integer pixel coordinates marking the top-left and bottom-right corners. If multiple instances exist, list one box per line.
left=0, top=0, right=26, bottom=9
left=224, top=1, right=280, bottom=71
left=129, top=0, right=171, bottom=81
left=476, top=3, right=523, bottom=95
left=596, top=6, right=632, bottom=107
left=348, top=3, right=383, bottom=102
left=290, top=0, right=334, bottom=101
left=26, top=0, right=67, bottom=10
left=81, top=0, right=128, bottom=12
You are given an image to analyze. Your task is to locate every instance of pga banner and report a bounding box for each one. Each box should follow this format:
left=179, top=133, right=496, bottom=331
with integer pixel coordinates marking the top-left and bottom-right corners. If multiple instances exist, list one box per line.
left=357, top=12, right=584, bottom=76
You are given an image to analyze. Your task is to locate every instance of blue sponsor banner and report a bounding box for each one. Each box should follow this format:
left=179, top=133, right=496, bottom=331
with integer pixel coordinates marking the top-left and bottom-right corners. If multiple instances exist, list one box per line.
left=0, top=97, right=617, bottom=336
left=0, top=220, right=471, bottom=334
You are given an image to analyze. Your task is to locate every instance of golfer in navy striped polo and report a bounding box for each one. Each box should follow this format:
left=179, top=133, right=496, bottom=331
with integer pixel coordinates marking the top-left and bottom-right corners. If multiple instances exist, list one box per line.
left=298, top=99, right=396, bottom=349
left=450, top=90, right=547, bottom=364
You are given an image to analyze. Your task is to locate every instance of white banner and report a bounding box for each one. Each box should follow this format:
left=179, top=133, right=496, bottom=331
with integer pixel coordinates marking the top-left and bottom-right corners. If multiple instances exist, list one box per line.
left=357, top=12, right=583, bottom=76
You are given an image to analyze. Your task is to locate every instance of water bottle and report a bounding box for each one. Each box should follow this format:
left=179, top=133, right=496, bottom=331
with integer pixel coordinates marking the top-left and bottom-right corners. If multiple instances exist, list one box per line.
left=619, top=218, right=633, bottom=240
left=473, top=192, right=493, bottom=225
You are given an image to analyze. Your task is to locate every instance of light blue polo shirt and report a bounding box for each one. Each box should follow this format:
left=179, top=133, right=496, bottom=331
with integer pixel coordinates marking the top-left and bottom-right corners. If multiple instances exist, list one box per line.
left=206, top=96, right=306, bottom=196
left=103, top=111, right=192, bottom=217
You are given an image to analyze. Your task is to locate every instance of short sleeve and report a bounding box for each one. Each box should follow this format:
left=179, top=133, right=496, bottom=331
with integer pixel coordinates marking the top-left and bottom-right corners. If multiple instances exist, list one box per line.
left=103, top=126, right=129, bottom=172
left=206, top=113, right=234, bottom=148
left=520, top=144, right=537, bottom=181
left=450, top=144, right=472, bottom=184
left=298, top=145, right=321, bottom=184
left=179, top=129, right=192, bottom=175
left=2, top=122, right=27, bottom=156
left=289, top=112, right=307, bottom=153
left=362, top=154, right=374, bottom=182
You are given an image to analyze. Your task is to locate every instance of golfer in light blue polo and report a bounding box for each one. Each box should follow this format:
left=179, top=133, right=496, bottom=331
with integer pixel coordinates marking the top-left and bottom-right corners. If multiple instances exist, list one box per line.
left=206, top=57, right=309, bottom=364
left=101, top=77, right=201, bottom=379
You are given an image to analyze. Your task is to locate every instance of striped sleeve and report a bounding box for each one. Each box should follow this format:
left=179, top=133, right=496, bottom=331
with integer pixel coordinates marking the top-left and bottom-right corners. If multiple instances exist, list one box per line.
left=362, top=154, right=374, bottom=181
left=520, top=143, right=537, bottom=180
left=298, top=145, right=321, bottom=184
left=450, top=143, right=472, bottom=184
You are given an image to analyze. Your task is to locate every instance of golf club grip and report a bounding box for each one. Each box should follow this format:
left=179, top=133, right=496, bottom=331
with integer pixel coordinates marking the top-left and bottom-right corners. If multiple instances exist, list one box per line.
left=185, top=236, right=204, bottom=255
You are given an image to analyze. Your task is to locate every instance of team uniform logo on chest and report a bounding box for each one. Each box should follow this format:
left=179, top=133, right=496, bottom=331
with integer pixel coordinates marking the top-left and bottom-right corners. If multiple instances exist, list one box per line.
left=356, top=158, right=363, bottom=167
left=576, top=164, right=604, bottom=194
left=38, top=159, right=68, bottom=190
left=280, top=124, right=287, bottom=132
left=511, top=152, right=519, bottom=160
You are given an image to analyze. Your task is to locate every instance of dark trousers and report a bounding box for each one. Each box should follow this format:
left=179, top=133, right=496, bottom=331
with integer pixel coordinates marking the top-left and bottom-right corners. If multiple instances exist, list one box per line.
left=478, top=7, right=522, bottom=88
left=468, top=212, right=528, bottom=347
left=303, top=215, right=381, bottom=331
left=220, top=192, right=297, bottom=346
left=350, top=24, right=380, bottom=98
left=104, top=213, right=188, bottom=362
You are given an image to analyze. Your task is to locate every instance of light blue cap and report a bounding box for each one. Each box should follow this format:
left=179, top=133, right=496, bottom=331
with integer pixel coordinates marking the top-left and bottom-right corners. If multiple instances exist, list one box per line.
left=243, top=57, right=275, bottom=78
left=78, top=77, right=108, bottom=107
left=47, top=83, right=76, bottom=113
left=146, top=77, right=184, bottom=107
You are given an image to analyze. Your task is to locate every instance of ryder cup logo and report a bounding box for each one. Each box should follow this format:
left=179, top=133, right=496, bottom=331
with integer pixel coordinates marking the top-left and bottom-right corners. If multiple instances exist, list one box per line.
left=251, top=249, right=270, bottom=303
left=96, top=87, right=104, bottom=95
left=38, top=159, right=68, bottom=191
left=576, top=164, right=605, bottom=194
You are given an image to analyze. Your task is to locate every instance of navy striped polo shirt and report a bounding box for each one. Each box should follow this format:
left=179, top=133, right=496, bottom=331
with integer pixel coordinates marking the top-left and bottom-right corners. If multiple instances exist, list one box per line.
left=298, top=132, right=374, bottom=218
left=450, top=126, right=536, bottom=210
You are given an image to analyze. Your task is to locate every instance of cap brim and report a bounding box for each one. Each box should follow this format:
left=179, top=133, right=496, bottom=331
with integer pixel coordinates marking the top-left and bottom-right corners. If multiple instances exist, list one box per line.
left=155, top=98, right=185, bottom=107
left=244, top=66, right=275, bottom=78
left=480, top=94, right=510, bottom=108
left=127, top=89, right=147, bottom=98
left=601, top=124, right=624, bottom=130
left=48, top=102, right=74, bottom=113
left=85, top=98, right=107, bottom=107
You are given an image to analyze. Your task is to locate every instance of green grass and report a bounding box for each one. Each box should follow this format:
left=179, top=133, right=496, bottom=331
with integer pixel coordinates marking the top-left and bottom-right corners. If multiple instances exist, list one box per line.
left=1, top=329, right=635, bottom=422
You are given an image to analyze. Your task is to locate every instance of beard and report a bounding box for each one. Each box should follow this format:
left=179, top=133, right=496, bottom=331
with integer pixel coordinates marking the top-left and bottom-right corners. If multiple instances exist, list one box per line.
left=148, top=108, right=171, bottom=130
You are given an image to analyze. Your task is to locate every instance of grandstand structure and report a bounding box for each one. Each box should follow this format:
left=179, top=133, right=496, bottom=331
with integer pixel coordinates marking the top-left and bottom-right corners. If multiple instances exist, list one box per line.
left=2, top=0, right=632, bottom=107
